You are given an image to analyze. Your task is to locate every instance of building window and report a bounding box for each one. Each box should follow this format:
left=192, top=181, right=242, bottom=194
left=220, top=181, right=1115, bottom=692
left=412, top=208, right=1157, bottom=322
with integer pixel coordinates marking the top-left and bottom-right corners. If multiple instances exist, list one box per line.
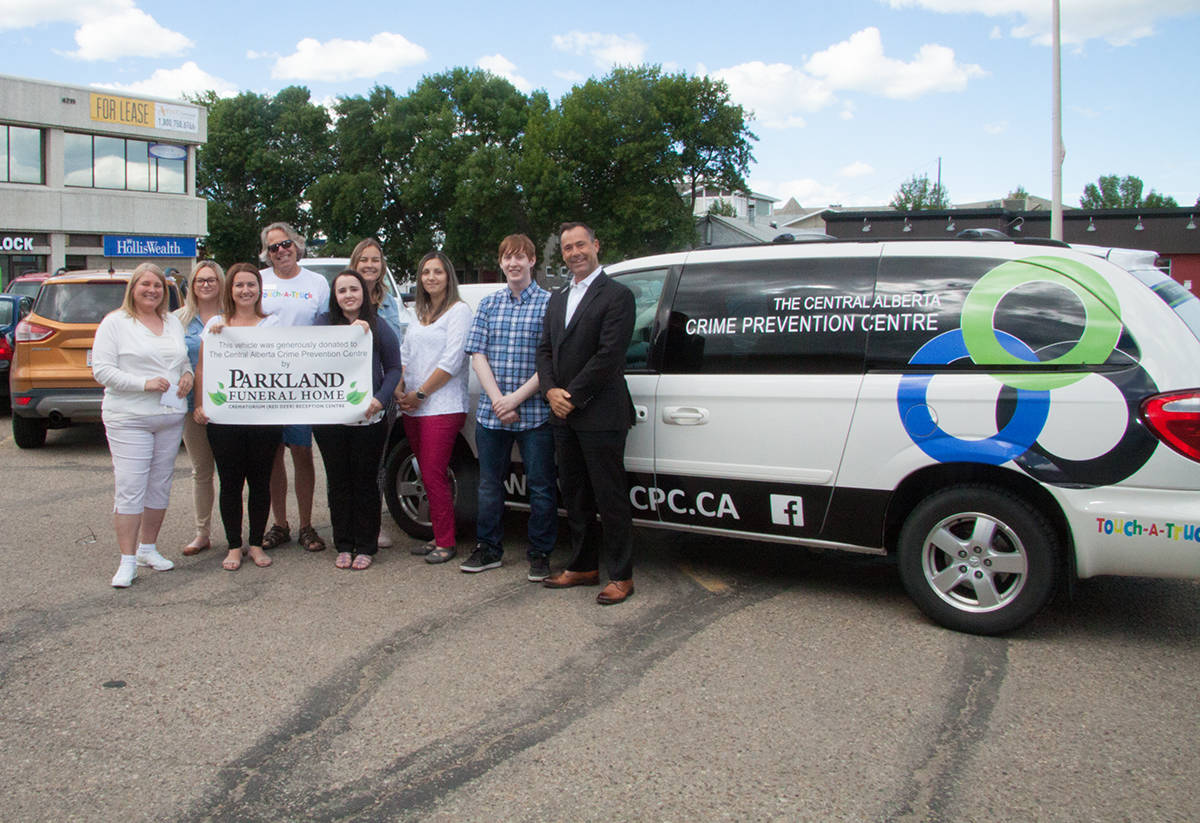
left=0, top=125, right=45, bottom=184
left=64, top=133, right=186, bottom=193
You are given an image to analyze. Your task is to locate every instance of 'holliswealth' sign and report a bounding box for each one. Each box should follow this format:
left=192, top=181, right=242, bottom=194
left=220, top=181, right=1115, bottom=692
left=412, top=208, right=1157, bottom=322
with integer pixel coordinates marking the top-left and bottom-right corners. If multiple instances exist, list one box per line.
left=202, top=326, right=374, bottom=425
left=104, top=235, right=198, bottom=257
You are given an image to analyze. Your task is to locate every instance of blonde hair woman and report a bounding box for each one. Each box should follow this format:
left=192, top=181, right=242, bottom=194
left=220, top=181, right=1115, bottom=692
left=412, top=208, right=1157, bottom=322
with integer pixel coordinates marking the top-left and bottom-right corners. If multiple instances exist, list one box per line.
left=92, top=263, right=193, bottom=587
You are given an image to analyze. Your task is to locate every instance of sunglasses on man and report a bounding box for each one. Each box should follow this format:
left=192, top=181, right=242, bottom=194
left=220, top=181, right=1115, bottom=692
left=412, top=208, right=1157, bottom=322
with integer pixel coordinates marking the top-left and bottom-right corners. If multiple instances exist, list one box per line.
left=267, top=239, right=294, bottom=254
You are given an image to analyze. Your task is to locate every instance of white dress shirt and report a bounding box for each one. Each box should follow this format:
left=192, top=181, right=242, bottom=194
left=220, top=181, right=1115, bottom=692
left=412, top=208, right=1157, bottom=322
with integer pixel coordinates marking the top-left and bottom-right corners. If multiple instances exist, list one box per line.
left=563, top=266, right=603, bottom=328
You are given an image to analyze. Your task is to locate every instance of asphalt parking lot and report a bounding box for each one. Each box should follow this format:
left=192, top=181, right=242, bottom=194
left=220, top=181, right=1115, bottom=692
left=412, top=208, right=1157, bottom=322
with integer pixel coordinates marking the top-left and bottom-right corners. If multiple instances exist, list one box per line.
left=2, top=414, right=1198, bottom=822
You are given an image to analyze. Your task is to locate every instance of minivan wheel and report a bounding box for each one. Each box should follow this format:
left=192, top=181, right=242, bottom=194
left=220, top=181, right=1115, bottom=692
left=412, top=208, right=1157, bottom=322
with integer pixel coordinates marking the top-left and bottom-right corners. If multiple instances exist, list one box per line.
left=382, top=437, right=478, bottom=540
left=898, top=485, right=1057, bottom=635
left=12, top=414, right=47, bottom=449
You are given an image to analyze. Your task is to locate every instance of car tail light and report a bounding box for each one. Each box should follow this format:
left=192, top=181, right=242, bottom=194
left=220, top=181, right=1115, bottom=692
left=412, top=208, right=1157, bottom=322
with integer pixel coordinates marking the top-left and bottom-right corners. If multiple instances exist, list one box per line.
left=0, top=336, right=11, bottom=361
left=15, top=318, right=54, bottom=343
left=1141, top=390, right=1200, bottom=463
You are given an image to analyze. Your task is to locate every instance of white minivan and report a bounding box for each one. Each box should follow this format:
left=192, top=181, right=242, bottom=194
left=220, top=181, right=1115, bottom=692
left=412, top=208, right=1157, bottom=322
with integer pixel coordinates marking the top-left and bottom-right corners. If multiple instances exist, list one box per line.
left=381, top=239, right=1200, bottom=634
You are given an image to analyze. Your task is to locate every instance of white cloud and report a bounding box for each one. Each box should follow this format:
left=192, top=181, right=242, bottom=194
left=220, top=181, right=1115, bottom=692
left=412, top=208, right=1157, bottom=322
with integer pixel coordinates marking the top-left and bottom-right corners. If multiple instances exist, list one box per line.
left=67, top=6, right=193, bottom=60
left=0, top=0, right=89, bottom=31
left=881, top=0, right=1200, bottom=46
left=983, top=121, right=1008, bottom=134
left=711, top=61, right=834, bottom=129
left=272, top=32, right=428, bottom=81
left=478, top=54, right=532, bottom=93
left=840, top=161, right=875, bottom=178
left=806, top=27, right=985, bottom=100
left=246, top=50, right=273, bottom=60
left=8, top=0, right=193, bottom=60
left=552, top=31, right=647, bottom=66
left=93, top=61, right=237, bottom=100
left=754, top=177, right=855, bottom=209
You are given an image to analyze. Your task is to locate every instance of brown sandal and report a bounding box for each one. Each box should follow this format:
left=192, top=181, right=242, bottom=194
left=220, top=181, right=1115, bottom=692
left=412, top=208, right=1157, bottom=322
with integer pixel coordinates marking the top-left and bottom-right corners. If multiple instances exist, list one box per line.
left=299, top=525, right=326, bottom=552
left=262, top=524, right=291, bottom=550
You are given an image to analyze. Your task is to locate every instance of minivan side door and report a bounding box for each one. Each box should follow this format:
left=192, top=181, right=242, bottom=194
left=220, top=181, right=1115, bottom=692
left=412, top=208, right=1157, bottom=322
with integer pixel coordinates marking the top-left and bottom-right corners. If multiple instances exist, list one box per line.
left=652, top=248, right=880, bottom=540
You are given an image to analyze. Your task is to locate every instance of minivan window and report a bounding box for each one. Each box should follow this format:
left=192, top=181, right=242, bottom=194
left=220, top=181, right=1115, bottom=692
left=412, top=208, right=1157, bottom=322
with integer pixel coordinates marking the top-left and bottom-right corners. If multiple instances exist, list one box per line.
left=663, top=258, right=876, bottom=374
left=869, top=256, right=1135, bottom=371
left=1129, top=267, right=1200, bottom=344
left=615, top=268, right=669, bottom=369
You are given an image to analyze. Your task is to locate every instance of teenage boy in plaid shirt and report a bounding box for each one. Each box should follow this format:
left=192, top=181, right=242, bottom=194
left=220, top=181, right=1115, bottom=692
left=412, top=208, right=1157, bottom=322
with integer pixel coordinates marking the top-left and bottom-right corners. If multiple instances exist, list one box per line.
left=461, top=234, right=557, bottom=580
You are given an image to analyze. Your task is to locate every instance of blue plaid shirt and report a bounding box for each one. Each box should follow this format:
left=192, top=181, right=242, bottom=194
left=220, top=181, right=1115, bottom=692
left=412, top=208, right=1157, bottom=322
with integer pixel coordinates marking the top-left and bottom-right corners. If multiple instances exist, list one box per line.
left=465, top=280, right=552, bottom=431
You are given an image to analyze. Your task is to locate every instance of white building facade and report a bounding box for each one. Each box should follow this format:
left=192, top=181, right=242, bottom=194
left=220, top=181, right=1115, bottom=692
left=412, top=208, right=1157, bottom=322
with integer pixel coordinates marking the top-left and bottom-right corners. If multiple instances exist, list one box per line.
left=0, top=74, right=207, bottom=285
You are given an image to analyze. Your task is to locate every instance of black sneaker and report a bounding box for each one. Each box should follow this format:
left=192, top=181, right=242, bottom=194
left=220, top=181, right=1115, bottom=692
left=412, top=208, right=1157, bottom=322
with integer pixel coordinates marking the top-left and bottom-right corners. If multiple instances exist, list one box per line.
left=527, top=555, right=551, bottom=582
left=460, top=545, right=502, bottom=573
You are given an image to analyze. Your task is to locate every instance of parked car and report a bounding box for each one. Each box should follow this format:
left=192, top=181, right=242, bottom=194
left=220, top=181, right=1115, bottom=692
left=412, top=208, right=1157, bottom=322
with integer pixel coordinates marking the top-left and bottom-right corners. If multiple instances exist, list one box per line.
left=9, top=270, right=182, bottom=448
left=0, top=292, right=34, bottom=402
left=381, top=240, right=1200, bottom=635
left=4, top=271, right=52, bottom=301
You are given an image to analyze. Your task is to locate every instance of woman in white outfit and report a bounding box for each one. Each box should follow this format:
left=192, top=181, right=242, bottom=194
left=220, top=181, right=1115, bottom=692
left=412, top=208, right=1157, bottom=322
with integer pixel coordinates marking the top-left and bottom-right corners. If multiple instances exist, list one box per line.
left=92, top=263, right=193, bottom=588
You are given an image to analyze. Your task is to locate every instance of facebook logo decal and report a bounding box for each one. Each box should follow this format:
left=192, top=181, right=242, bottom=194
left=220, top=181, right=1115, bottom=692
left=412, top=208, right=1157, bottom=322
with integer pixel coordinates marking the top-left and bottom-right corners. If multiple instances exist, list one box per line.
left=769, top=495, right=804, bottom=527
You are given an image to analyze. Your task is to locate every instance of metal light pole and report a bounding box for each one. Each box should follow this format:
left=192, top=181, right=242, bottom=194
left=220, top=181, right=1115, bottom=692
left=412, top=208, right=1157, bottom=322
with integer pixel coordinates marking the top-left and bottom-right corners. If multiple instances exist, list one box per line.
left=1051, top=0, right=1064, bottom=240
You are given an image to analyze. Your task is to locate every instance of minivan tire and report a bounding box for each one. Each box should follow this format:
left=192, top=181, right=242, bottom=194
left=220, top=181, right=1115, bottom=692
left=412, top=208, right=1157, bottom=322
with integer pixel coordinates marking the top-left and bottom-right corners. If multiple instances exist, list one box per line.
left=12, top=414, right=47, bottom=449
left=898, top=485, right=1058, bottom=635
left=382, top=436, right=478, bottom=541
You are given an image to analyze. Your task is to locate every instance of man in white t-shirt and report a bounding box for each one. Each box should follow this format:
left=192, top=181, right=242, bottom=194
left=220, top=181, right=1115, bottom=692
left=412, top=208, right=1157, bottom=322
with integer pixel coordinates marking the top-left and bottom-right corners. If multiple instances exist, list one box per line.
left=258, top=221, right=331, bottom=553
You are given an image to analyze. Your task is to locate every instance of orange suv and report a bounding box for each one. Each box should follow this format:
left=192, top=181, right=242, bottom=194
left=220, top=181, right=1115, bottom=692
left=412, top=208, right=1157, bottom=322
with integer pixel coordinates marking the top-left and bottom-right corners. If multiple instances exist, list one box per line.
left=9, top=270, right=181, bottom=448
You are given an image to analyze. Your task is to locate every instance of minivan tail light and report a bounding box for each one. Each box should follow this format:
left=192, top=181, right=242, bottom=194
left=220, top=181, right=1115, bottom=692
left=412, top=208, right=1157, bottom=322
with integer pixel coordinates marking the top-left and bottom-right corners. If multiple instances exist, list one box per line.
left=0, top=336, right=11, bottom=361
left=15, top=319, right=54, bottom=343
left=1140, top=390, right=1200, bottom=463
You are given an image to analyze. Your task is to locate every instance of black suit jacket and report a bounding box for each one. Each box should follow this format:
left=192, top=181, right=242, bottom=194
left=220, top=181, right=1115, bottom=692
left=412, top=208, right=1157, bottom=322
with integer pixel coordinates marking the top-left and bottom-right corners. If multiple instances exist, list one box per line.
left=536, top=271, right=636, bottom=431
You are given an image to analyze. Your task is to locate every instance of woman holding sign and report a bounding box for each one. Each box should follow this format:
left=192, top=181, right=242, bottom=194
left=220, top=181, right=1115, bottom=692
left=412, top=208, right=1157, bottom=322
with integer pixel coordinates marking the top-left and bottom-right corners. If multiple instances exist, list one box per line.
left=398, top=252, right=472, bottom=564
left=194, top=263, right=281, bottom=571
left=313, top=270, right=403, bottom=570
left=92, top=263, right=193, bottom=588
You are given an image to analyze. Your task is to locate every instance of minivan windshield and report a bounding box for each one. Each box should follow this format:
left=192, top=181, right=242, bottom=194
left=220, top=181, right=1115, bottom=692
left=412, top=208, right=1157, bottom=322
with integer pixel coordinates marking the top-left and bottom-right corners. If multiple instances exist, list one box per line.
left=1129, top=268, right=1200, bottom=344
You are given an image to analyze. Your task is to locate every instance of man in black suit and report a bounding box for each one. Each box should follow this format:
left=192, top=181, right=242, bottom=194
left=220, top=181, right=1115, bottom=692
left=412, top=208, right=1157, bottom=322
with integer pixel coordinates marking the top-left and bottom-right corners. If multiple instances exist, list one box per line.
left=536, top=222, right=637, bottom=604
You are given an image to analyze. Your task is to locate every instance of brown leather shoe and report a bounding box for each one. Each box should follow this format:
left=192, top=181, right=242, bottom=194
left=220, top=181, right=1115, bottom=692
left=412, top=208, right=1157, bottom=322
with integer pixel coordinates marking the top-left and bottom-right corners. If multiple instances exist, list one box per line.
left=542, top=569, right=600, bottom=588
left=596, top=579, right=634, bottom=605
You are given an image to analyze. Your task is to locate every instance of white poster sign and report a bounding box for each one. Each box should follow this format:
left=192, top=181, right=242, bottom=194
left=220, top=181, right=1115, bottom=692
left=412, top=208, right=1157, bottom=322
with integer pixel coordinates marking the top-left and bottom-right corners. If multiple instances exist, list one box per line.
left=202, top=326, right=374, bottom=424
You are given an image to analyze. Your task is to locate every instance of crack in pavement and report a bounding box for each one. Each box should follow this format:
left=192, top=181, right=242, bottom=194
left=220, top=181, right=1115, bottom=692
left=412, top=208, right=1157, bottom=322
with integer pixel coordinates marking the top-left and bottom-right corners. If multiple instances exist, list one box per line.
left=880, top=636, right=1010, bottom=823
left=179, top=572, right=786, bottom=822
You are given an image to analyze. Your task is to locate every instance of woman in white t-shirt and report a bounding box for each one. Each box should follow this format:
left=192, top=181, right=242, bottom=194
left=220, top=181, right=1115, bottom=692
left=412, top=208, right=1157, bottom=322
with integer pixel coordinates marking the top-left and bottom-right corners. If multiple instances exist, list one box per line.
left=92, top=263, right=193, bottom=588
left=398, top=251, right=472, bottom=563
left=194, top=263, right=282, bottom=572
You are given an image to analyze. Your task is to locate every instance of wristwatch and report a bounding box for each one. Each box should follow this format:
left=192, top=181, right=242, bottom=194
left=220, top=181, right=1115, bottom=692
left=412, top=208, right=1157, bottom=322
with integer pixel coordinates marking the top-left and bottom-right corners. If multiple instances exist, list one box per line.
left=415, top=390, right=427, bottom=400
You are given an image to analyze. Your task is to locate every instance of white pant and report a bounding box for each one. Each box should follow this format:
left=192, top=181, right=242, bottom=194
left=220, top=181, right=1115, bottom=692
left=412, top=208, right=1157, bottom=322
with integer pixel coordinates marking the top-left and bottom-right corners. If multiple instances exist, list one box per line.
left=104, top=413, right=186, bottom=514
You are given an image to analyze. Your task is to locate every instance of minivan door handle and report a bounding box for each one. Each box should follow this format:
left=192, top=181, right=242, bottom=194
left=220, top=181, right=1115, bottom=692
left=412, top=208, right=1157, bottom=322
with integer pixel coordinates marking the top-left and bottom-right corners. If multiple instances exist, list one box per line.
left=663, top=406, right=709, bottom=425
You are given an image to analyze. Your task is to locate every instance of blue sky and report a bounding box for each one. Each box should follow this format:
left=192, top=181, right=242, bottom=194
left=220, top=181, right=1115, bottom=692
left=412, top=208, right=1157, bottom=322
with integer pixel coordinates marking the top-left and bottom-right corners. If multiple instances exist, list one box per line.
left=3, top=0, right=1198, bottom=209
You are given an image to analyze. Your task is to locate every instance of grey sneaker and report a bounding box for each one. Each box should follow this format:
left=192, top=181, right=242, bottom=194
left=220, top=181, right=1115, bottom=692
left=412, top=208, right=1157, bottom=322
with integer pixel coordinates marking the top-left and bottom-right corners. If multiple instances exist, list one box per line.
left=527, top=555, right=551, bottom=582
left=460, top=545, right=502, bottom=573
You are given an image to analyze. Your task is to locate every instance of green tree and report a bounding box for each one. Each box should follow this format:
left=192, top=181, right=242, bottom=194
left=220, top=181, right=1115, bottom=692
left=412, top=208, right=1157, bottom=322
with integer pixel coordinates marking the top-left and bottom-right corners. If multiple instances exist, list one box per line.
left=660, top=73, right=756, bottom=215
left=548, top=66, right=698, bottom=259
left=1007, top=185, right=1030, bottom=200
left=891, top=173, right=950, bottom=211
left=195, top=87, right=332, bottom=266
left=1080, top=174, right=1178, bottom=209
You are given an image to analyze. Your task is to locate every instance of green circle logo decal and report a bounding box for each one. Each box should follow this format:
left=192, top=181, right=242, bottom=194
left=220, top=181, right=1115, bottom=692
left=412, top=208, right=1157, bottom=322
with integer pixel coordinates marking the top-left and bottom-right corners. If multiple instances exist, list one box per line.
left=959, top=255, right=1123, bottom=390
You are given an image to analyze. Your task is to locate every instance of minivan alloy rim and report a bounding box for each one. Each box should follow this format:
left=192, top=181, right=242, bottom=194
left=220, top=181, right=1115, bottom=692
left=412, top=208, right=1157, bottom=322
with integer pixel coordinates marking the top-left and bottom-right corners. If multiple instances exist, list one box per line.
left=920, top=511, right=1029, bottom=613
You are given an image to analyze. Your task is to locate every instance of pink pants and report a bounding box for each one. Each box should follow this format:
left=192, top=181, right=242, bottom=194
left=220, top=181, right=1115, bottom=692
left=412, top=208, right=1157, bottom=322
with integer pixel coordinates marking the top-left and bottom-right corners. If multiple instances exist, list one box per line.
left=402, top=412, right=466, bottom=548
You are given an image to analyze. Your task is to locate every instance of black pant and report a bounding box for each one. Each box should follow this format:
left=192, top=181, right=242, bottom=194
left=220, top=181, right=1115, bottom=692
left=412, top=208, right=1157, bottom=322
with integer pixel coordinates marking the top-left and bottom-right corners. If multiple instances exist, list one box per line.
left=314, top=421, right=388, bottom=555
left=206, top=423, right=282, bottom=549
left=553, top=425, right=633, bottom=581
